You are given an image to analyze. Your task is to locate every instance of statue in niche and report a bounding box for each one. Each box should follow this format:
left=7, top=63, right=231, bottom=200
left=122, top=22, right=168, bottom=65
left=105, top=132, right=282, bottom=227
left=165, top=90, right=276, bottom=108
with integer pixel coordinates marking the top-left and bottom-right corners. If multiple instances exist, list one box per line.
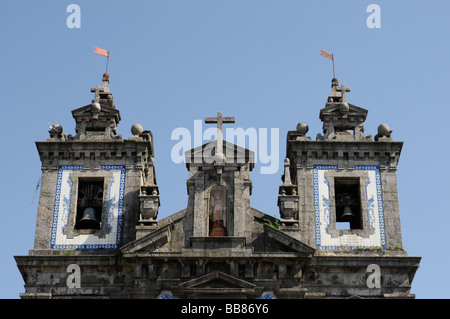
left=209, top=185, right=227, bottom=236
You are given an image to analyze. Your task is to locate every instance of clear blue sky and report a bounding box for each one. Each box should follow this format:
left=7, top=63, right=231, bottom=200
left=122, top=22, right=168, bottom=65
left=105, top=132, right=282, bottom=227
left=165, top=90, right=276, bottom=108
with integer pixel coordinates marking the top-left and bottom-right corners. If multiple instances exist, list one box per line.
left=1, top=1, right=449, bottom=299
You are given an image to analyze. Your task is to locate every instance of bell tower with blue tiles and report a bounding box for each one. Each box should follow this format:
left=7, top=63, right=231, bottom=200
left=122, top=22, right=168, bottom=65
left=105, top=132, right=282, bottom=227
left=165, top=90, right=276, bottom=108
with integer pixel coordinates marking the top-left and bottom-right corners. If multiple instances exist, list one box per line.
left=27, top=73, right=159, bottom=253
left=280, top=78, right=405, bottom=250
left=278, top=78, right=420, bottom=298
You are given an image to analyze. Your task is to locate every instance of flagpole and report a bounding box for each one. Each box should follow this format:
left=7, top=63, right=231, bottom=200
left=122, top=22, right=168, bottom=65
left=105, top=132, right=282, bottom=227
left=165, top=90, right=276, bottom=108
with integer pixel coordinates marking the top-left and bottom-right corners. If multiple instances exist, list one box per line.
left=320, top=50, right=335, bottom=79
left=93, top=46, right=110, bottom=74
left=332, top=54, right=335, bottom=79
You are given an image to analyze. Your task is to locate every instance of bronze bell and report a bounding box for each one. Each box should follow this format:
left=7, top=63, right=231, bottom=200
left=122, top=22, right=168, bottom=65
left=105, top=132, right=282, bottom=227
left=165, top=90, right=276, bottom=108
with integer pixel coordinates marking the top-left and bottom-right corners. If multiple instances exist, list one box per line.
left=77, top=207, right=100, bottom=229
left=340, top=206, right=355, bottom=220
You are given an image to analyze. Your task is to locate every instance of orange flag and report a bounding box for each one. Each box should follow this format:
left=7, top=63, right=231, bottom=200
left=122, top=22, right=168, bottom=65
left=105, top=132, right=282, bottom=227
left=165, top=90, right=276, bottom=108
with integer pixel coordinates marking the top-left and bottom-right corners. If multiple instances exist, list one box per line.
left=320, top=50, right=333, bottom=60
left=93, top=46, right=109, bottom=57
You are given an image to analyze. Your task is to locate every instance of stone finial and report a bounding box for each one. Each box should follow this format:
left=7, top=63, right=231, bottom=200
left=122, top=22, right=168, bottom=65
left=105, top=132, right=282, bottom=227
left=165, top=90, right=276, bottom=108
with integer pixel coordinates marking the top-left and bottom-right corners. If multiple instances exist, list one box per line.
left=101, top=73, right=110, bottom=92
left=128, top=123, right=146, bottom=141
left=139, top=185, right=160, bottom=226
left=296, top=122, right=309, bottom=136
left=317, top=79, right=371, bottom=141
left=294, top=122, right=311, bottom=141
left=378, top=123, right=392, bottom=136
left=48, top=123, right=65, bottom=140
left=328, top=78, right=341, bottom=103
left=332, top=77, right=339, bottom=87
left=375, top=123, right=393, bottom=141
left=49, top=123, right=62, bottom=136
left=213, top=153, right=226, bottom=165
left=278, top=157, right=299, bottom=224
left=283, top=158, right=292, bottom=186
left=131, top=123, right=144, bottom=136
left=326, top=79, right=351, bottom=109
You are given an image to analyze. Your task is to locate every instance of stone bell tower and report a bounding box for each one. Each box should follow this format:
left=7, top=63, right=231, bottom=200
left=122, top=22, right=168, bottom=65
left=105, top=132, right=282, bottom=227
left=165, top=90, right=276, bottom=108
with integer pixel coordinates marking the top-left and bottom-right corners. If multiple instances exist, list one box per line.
left=29, top=73, right=159, bottom=251
left=277, top=78, right=421, bottom=298
left=280, top=78, right=403, bottom=249
left=15, top=73, right=160, bottom=298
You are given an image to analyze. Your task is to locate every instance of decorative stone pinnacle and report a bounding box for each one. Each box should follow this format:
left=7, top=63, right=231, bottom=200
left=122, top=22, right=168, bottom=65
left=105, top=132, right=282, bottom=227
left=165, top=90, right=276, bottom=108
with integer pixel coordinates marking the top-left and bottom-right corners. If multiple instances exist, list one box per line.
left=101, top=73, right=110, bottom=92
left=283, top=158, right=292, bottom=185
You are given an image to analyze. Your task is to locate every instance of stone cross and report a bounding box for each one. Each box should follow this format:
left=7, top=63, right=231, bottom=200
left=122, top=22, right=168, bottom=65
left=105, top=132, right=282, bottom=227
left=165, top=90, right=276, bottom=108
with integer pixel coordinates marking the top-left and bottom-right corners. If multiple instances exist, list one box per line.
left=205, top=112, right=235, bottom=157
left=336, top=84, right=351, bottom=102
left=90, top=85, right=103, bottom=104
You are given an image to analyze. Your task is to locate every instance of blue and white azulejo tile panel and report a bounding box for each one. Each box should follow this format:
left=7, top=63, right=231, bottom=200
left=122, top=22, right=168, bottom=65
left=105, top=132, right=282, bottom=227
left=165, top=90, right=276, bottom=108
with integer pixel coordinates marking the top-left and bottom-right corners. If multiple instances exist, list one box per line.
left=50, top=165, right=126, bottom=249
left=313, top=165, right=386, bottom=250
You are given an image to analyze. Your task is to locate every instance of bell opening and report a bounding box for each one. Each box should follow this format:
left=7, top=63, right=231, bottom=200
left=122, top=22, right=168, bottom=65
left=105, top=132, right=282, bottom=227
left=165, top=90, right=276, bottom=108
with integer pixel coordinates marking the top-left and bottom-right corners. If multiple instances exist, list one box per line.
left=75, top=179, right=104, bottom=230
left=335, top=178, right=362, bottom=230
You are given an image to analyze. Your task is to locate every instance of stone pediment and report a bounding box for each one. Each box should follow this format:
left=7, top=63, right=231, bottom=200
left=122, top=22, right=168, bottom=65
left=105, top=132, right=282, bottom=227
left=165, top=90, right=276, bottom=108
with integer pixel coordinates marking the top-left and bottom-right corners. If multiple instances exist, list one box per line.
left=319, top=103, right=368, bottom=119
left=263, top=224, right=315, bottom=257
left=316, top=102, right=372, bottom=141
left=185, top=140, right=255, bottom=168
left=71, top=104, right=121, bottom=122
left=173, top=271, right=264, bottom=297
left=68, top=104, right=122, bottom=140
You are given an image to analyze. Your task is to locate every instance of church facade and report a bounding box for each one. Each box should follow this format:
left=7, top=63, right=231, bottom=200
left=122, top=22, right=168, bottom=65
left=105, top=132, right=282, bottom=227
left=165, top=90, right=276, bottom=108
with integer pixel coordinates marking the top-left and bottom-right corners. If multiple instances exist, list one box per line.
left=15, top=73, right=421, bottom=299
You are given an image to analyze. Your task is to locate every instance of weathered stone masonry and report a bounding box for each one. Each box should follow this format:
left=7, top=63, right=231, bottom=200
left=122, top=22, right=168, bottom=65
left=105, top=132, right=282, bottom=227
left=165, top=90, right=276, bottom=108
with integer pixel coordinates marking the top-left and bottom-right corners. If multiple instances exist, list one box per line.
left=15, top=74, right=420, bottom=299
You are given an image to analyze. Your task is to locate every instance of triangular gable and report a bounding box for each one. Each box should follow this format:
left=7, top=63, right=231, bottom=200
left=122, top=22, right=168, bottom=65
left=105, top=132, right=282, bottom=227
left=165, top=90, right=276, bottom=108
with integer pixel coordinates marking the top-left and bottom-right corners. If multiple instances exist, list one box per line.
left=120, top=225, right=171, bottom=255
left=320, top=103, right=368, bottom=119
left=178, top=271, right=257, bottom=289
left=71, top=104, right=121, bottom=121
left=173, top=271, right=264, bottom=297
left=264, top=224, right=315, bottom=257
left=120, top=210, right=186, bottom=255
left=185, top=140, right=255, bottom=167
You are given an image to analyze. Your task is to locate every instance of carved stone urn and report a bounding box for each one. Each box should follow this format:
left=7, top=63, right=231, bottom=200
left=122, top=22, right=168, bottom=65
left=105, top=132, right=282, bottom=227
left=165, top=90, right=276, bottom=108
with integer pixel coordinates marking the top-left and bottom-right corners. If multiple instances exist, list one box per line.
left=139, top=185, right=160, bottom=224
left=278, top=185, right=299, bottom=222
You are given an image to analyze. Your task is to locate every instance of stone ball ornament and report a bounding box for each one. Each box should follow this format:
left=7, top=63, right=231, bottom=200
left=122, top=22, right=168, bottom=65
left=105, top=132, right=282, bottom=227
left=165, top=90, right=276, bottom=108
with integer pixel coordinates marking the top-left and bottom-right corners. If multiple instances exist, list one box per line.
left=90, top=102, right=101, bottom=112
left=377, top=123, right=392, bottom=137
left=339, top=102, right=350, bottom=112
left=131, top=123, right=144, bottom=136
left=213, top=152, right=226, bottom=165
left=296, top=122, right=309, bottom=136
left=48, top=123, right=64, bottom=139
left=50, top=123, right=63, bottom=134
